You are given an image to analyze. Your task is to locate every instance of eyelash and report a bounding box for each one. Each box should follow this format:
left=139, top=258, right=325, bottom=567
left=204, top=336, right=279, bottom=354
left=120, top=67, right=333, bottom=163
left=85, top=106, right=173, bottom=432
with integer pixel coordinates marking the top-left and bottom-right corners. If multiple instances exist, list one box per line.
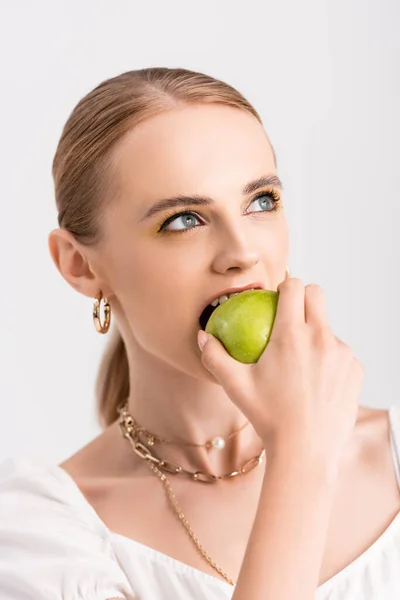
left=157, top=190, right=282, bottom=235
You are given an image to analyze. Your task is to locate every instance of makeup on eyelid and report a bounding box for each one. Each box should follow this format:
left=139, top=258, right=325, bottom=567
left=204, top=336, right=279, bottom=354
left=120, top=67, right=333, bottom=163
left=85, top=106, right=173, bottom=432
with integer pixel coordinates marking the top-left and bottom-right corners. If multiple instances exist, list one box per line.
left=156, top=189, right=282, bottom=235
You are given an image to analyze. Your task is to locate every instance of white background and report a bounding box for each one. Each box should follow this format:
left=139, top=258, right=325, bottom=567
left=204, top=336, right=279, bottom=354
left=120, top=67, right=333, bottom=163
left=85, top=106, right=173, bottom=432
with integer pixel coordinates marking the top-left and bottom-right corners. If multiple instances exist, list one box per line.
left=0, top=0, right=399, bottom=463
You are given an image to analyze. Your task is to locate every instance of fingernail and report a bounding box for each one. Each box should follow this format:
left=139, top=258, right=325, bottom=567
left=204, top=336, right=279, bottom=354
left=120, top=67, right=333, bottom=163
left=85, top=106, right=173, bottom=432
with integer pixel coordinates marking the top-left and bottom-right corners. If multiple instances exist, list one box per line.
left=198, top=330, right=209, bottom=351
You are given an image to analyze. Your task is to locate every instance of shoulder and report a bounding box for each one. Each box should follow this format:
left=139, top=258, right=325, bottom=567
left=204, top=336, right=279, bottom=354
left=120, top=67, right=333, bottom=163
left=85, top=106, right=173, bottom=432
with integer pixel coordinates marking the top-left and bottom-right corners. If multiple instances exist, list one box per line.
left=354, top=405, right=393, bottom=454
left=0, top=456, right=135, bottom=600
left=351, top=405, right=400, bottom=489
left=0, top=455, right=103, bottom=540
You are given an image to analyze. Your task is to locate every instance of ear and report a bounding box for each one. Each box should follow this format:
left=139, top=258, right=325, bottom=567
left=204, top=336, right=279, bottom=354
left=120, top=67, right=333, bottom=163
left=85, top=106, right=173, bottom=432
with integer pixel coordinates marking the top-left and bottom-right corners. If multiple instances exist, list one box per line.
left=47, top=228, right=113, bottom=300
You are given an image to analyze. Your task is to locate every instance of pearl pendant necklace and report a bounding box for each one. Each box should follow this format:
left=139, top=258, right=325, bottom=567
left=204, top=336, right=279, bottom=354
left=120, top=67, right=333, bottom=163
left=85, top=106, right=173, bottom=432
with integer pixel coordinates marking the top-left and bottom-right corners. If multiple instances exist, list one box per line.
left=209, top=436, right=226, bottom=450
left=118, top=400, right=250, bottom=450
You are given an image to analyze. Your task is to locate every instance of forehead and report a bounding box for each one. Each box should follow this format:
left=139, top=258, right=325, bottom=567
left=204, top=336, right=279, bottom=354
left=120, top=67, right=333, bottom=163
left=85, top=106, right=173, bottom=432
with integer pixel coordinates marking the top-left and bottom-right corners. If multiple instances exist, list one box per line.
left=111, top=104, right=276, bottom=201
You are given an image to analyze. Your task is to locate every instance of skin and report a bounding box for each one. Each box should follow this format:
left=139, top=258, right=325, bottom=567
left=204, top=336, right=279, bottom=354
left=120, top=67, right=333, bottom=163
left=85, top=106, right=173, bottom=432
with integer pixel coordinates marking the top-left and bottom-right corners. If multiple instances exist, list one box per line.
left=48, top=104, right=400, bottom=590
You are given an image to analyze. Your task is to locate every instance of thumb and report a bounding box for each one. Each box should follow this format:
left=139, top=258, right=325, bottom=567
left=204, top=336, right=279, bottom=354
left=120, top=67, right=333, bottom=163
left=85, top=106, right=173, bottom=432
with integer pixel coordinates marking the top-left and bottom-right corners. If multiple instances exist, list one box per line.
left=197, top=330, right=248, bottom=394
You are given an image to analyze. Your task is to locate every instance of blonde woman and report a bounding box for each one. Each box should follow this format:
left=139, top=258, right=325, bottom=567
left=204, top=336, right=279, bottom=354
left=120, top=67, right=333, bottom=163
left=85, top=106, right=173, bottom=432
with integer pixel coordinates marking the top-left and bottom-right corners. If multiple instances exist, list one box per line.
left=1, top=68, right=399, bottom=600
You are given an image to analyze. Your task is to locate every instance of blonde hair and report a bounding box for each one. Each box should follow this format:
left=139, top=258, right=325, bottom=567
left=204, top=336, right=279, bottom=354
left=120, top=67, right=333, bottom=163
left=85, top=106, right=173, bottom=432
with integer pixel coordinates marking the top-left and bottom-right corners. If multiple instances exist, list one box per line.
left=52, top=67, right=265, bottom=428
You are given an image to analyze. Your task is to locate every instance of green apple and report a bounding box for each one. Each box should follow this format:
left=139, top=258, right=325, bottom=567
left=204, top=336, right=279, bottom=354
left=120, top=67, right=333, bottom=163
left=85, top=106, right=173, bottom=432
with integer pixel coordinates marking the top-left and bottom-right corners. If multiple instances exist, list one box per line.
left=205, top=289, right=279, bottom=364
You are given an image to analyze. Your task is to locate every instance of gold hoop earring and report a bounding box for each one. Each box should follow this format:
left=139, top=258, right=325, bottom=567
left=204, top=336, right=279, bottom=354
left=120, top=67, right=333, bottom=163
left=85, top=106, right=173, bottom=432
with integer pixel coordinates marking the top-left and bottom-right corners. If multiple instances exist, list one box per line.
left=285, top=265, right=290, bottom=279
left=93, top=291, right=111, bottom=334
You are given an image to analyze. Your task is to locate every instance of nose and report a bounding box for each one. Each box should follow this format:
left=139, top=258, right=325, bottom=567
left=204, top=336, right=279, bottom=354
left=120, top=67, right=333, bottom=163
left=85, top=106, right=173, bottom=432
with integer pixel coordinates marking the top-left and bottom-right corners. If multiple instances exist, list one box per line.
left=210, top=227, right=261, bottom=274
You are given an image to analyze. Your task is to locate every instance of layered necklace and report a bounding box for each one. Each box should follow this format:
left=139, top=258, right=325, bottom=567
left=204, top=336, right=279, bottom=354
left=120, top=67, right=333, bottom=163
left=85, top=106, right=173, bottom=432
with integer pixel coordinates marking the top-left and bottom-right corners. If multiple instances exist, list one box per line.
left=118, top=400, right=266, bottom=585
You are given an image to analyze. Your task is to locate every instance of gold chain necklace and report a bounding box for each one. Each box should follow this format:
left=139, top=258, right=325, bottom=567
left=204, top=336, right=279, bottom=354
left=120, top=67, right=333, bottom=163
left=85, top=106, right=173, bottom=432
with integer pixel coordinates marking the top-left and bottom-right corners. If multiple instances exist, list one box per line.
left=119, top=400, right=250, bottom=451
left=118, top=404, right=266, bottom=585
left=119, top=403, right=265, bottom=483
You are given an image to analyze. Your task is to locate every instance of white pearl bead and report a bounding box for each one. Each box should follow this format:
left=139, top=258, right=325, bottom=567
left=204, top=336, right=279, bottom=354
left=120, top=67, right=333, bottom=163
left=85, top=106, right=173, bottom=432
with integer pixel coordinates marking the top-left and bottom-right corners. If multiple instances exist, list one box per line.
left=211, top=436, right=226, bottom=450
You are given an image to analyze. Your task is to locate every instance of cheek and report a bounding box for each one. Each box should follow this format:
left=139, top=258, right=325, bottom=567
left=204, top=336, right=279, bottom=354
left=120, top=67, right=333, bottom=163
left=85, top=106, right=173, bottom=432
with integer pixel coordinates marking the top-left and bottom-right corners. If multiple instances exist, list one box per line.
left=128, top=287, right=200, bottom=372
left=118, top=248, right=200, bottom=342
left=259, top=216, right=289, bottom=253
left=134, top=245, right=198, bottom=302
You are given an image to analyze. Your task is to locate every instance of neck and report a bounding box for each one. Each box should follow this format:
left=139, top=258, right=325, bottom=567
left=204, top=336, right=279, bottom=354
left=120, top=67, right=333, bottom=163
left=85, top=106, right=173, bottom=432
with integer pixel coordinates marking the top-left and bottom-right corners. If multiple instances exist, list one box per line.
left=124, top=342, right=263, bottom=477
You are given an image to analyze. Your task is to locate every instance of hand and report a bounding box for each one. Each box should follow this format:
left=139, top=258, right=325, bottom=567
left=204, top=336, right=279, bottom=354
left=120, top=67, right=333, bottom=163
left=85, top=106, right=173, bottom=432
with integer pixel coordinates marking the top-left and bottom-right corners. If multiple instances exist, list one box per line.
left=198, top=278, right=364, bottom=465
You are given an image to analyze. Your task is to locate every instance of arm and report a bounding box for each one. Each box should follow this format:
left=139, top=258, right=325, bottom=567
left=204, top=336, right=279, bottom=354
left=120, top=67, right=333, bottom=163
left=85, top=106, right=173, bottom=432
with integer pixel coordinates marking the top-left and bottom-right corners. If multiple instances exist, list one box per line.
left=232, top=445, right=338, bottom=600
left=198, top=279, right=363, bottom=599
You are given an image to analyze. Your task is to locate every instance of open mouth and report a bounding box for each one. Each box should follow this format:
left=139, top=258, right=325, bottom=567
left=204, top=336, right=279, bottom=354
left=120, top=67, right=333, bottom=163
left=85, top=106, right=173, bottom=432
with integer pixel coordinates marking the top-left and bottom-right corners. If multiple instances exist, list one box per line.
left=199, top=304, right=217, bottom=331
left=198, top=286, right=263, bottom=330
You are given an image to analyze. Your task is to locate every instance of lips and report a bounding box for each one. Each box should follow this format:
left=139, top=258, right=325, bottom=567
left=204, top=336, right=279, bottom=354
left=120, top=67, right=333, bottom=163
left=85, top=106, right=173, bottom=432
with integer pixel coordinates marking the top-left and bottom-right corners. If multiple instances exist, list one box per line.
left=199, top=282, right=264, bottom=330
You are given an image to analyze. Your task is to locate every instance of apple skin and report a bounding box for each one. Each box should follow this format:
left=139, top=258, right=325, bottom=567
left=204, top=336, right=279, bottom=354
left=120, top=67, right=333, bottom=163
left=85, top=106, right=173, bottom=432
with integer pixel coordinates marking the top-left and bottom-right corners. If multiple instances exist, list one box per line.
left=205, top=289, right=279, bottom=364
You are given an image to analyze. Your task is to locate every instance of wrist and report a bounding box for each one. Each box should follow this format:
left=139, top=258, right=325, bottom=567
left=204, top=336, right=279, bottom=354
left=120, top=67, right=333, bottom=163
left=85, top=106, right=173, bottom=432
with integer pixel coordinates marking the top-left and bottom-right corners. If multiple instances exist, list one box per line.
left=265, top=435, right=340, bottom=484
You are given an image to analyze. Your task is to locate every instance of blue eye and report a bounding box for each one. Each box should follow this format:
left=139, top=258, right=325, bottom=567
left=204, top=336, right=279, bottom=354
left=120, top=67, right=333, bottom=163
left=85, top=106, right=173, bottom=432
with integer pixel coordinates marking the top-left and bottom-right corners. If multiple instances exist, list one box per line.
left=249, top=194, right=275, bottom=212
left=157, top=191, right=281, bottom=234
left=159, top=212, right=201, bottom=233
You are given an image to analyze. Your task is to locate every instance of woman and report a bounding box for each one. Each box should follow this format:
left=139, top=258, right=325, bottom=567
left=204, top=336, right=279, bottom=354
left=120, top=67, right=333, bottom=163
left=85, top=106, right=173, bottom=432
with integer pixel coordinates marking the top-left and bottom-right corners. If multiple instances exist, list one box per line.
left=0, top=67, right=399, bottom=600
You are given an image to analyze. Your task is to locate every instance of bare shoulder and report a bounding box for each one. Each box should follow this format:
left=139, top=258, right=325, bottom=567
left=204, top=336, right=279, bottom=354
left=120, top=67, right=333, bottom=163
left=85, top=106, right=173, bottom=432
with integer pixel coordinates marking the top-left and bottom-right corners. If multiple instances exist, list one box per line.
left=59, top=419, right=140, bottom=484
left=58, top=421, right=157, bottom=540
left=350, top=404, right=398, bottom=489
left=354, top=404, right=392, bottom=453
left=355, top=404, right=391, bottom=442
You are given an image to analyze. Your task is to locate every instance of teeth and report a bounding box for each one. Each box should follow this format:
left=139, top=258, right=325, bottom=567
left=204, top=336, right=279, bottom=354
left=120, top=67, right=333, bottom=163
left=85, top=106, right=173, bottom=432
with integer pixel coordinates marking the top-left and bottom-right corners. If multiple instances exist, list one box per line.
left=210, top=288, right=257, bottom=308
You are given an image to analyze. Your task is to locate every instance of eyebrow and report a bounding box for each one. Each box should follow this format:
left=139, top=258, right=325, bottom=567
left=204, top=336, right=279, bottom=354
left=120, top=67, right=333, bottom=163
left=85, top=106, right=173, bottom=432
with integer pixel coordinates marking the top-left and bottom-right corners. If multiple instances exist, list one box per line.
left=139, top=174, right=283, bottom=222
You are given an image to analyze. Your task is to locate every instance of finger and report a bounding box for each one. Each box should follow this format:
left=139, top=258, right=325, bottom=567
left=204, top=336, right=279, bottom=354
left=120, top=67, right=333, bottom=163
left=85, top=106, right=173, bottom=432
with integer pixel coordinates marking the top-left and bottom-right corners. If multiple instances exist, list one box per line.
left=304, top=284, right=329, bottom=329
left=271, top=278, right=306, bottom=337
left=197, top=331, right=249, bottom=400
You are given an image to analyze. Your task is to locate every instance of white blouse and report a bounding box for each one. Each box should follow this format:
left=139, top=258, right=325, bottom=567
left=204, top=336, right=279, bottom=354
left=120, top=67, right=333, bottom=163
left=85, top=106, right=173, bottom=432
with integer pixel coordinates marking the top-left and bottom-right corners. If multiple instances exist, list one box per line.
left=1, top=406, right=400, bottom=600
